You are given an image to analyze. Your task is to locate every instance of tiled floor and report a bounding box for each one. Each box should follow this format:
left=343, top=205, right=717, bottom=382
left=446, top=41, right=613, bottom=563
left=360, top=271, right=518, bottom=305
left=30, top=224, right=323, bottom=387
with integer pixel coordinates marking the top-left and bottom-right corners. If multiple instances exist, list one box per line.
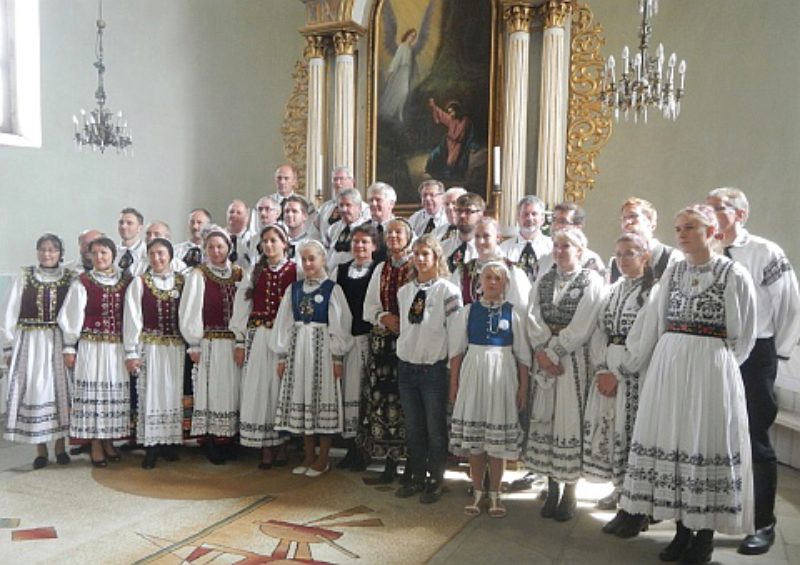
left=1, top=424, right=798, bottom=564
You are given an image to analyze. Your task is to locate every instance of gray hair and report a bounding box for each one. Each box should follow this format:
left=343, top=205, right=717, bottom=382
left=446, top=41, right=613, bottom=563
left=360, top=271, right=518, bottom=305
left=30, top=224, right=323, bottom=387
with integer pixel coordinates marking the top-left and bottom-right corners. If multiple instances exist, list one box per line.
left=367, top=181, right=397, bottom=204
left=708, top=187, right=749, bottom=221
left=518, top=194, right=545, bottom=212
left=331, top=166, right=353, bottom=180
left=418, top=179, right=445, bottom=196
left=337, top=187, right=363, bottom=206
left=552, top=228, right=588, bottom=251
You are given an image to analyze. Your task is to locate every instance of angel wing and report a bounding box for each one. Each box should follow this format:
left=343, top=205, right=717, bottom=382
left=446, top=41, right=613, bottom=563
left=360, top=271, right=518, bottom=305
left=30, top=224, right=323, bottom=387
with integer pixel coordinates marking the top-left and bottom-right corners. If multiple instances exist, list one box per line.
left=412, top=1, right=436, bottom=54
left=382, top=0, right=398, bottom=55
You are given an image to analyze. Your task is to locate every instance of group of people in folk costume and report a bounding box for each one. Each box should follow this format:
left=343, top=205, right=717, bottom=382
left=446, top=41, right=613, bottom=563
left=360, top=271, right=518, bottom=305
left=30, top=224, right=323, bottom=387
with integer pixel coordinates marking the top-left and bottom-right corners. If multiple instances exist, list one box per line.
left=3, top=164, right=799, bottom=563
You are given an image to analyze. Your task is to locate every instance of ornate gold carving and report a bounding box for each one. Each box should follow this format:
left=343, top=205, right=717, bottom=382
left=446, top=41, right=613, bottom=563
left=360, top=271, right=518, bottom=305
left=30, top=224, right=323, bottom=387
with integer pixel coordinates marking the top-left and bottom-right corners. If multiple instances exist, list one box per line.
left=503, top=5, right=533, bottom=34
left=305, top=0, right=353, bottom=25
left=542, top=0, right=572, bottom=29
left=564, top=3, right=612, bottom=203
left=303, top=34, right=328, bottom=60
left=281, top=59, right=309, bottom=191
left=333, top=30, right=359, bottom=56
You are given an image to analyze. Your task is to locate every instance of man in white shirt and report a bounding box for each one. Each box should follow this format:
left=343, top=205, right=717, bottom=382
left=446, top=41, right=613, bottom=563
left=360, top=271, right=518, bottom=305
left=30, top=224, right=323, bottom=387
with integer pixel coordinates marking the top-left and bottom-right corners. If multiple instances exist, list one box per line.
left=442, top=192, right=484, bottom=273
left=327, top=188, right=369, bottom=274
left=544, top=202, right=606, bottom=278
left=408, top=180, right=447, bottom=236
left=225, top=199, right=255, bottom=271
left=247, top=195, right=282, bottom=261
left=144, top=221, right=187, bottom=274
left=433, top=186, right=467, bottom=243
left=316, top=166, right=369, bottom=248
left=271, top=164, right=299, bottom=205
left=282, top=195, right=313, bottom=261
left=116, top=207, right=146, bottom=275
left=608, top=197, right=679, bottom=283
left=366, top=182, right=397, bottom=262
left=65, top=228, right=104, bottom=273
left=707, top=187, right=800, bottom=556
left=174, top=208, right=211, bottom=269
left=500, top=195, right=553, bottom=284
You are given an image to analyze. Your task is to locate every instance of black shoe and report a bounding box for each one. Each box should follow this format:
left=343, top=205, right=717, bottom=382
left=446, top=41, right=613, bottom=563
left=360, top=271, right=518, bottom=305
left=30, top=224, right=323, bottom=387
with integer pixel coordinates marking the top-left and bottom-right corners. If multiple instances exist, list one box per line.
left=90, top=456, right=108, bottom=468
left=508, top=472, right=542, bottom=492
left=337, top=447, right=355, bottom=470
left=659, top=523, right=693, bottom=562
left=161, top=445, right=179, bottom=462
left=33, top=456, right=48, bottom=470
left=56, top=452, right=71, bottom=465
left=540, top=479, right=560, bottom=518
left=349, top=452, right=368, bottom=472
left=205, top=443, right=226, bottom=465
left=681, top=530, right=713, bottom=564
left=141, top=447, right=158, bottom=470
left=375, top=460, right=397, bottom=485
left=420, top=479, right=444, bottom=504
left=69, top=443, right=91, bottom=456
left=398, top=464, right=412, bottom=485
left=395, top=481, right=424, bottom=499
left=595, top=491, right=618, bottom=510
left=614, top=513, right=648, bottom=538
left=737, top=522, right=776, bottom=555
left=554, top=485, right=577, bottom=522
left=220, top=443, right=239, bottom=461
left=602, top=510, right=629, bottom=534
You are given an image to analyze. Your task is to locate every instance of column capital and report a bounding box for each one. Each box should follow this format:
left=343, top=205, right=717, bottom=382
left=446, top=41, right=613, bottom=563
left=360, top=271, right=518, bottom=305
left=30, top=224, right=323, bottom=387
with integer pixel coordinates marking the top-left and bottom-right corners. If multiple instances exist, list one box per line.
left=303, top=34, right=328, bottom=60
left=503, top=4, right=534, bottom=34
left=541, top=0, right=572, bottom=29
left=333, top=30, right=360, bottom=56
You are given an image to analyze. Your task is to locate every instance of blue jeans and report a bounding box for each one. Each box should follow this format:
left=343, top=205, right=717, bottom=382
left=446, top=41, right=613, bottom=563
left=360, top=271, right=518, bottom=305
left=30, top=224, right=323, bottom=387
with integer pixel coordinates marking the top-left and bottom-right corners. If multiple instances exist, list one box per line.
left=397, top=359, right=449, bottom=483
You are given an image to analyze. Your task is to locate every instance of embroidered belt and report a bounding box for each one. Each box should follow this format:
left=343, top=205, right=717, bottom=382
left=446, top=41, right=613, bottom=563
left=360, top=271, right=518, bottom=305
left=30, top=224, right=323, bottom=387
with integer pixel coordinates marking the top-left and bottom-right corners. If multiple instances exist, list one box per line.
left=79, top=331, right=122, bottom=344
left=665, top=321, right=727, bottom=339
left=247, top=318, right=274, bottom=329
left=18, top=321, right=58, bottom=330
left=607, top=335, right=627, bottom=345
left=142, top=334, right=185, bottom=346
left=203, top=330, right=235, bottom=340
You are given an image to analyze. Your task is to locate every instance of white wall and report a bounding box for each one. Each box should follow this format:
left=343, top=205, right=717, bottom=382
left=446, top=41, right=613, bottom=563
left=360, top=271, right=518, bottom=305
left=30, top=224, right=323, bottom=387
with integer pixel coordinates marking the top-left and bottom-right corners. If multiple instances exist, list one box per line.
left=0, top=0, right=305, bottom=273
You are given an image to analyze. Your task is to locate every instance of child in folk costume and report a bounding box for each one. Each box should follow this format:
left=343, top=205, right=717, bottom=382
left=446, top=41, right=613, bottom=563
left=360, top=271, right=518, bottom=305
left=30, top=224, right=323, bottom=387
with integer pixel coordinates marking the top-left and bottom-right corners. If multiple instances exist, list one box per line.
left=2, top=234, right=74, bottom=469
left=272, top=240, right=353, bottom=477
left=123, top=238, right=186, bottom=470
left=231, top=225, right=298, bottom=469
left=59, top=236, right=133, bottom=467
left=525, top=229, right=605, bottom=521
left=179, top=228, right=243, bottom=464
left=333, top=224, right=379, bottom=470
left=394, top=234, right=463, bottom=503
left=449, top=261, right=530, bottom=517
left=583, top=233, right=655, bottom=536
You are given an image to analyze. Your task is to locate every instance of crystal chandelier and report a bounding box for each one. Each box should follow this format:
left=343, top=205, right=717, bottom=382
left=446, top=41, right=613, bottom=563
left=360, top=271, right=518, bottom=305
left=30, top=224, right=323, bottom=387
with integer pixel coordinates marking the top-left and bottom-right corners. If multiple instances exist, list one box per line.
left=600, top=0, right=686, bottom=123
left=72, top=0, right=132, bottom=154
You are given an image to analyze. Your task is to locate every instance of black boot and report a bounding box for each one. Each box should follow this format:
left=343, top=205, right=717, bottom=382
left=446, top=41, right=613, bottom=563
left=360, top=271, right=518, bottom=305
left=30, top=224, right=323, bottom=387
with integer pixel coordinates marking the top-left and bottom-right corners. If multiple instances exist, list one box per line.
left=337, top=441, right=356, bottom=470
left=554, top=482, right=577, bottom=522
left=540, top=478, right=560, bottom=518
left=614, top=512, right=649, bottom=538
left=375, top=457, right=398, bottom=484
left=659, top=521, right=693, bottom=562
left=602, top=509, right=629, bottom=534
left=204, top=440, right=226, bottom=465
left=141, top=446, right=159, bottom=470
left=681, top=529, right=713, bottom=564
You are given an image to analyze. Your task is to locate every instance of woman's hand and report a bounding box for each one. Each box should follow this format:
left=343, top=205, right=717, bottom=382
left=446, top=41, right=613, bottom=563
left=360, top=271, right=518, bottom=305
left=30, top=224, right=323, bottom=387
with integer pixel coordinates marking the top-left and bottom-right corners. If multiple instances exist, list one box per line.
left=189, top=351, right=200, bottom=364
left=233, top=348, right=245, bottom=368
left=125, top=359, right=141, bottom=375
left=596, top=371, right=618, bottom=397
left=333, top=362, right=343, bottom=380
left=63, top=353, right=76, bottom=369
left=277, top=361, right=286, bottom=379
left=380, top=313, right=401, bottom=335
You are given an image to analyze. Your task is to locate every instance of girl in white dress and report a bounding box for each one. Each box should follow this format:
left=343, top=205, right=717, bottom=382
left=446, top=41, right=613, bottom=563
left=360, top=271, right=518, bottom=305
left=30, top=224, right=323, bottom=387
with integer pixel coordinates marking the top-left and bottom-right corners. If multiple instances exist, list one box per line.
left=231, top=225, right=297, bottom=469
left=450, top=260, right=530, bottom=517
left=272, top=240, right=353, bottom=477
left=619, top=205, right=756, bottom=563
left=584, top=233, right=654, bottom=536
left=123, top=238, right=186, bottom=469
left=179, top=228, right=243, bottom=464
left=2, top=234, right=74, bottom=469
left=59, top=236, right=132, bottom=467
left=525, top=229, right=604, bottom=521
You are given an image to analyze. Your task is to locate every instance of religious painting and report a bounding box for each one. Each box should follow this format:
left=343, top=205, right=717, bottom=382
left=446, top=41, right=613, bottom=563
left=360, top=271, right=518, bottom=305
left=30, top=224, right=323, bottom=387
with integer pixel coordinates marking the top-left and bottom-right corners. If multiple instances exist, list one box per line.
left=370, top=0, right=496, bottom=207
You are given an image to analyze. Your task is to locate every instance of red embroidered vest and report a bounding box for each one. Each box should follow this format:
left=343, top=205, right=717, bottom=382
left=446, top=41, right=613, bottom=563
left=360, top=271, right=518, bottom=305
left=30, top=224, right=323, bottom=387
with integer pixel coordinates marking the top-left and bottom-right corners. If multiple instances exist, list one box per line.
left=199, top=265, right=242, bottom=334
left=79, top=272, right=131, bottom=342
left=380, top=260, right=413, bottom=316
left=141, top=272, right=184, bottom=342
left=18, top=267, right=72, bottom=327
left=250, top=261, right=296, bottom=328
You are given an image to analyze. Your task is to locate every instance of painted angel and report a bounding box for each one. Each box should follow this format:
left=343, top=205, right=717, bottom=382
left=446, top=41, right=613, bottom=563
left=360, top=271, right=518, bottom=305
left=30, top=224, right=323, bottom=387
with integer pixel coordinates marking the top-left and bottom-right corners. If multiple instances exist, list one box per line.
left=378, top=0, right=435, bottom=123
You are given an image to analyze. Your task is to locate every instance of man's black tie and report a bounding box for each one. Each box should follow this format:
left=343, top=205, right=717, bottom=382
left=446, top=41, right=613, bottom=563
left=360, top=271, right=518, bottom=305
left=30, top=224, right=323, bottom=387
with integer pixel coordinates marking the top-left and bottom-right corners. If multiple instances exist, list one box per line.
left=229, top=235, right=238, bottom=263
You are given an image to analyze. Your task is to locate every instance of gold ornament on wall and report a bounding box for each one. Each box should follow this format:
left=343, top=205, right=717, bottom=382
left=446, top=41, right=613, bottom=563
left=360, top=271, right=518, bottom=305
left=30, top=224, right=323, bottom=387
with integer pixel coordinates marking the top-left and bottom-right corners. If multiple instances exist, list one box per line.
left=542, top=0, right=572, bottom=29
left=281, top=59, right=310, bottom=189
left=564, top=2, right=611, bottom=203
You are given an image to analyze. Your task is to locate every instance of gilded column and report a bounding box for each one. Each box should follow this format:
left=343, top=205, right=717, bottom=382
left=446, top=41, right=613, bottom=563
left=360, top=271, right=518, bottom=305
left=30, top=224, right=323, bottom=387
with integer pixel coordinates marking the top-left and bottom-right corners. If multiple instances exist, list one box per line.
left=304, top=34, right=327, bottom=203
left=536, top=0, right=571, bottom=208
left=499, top=5, right=534, bottom=230
left=332, top=31, right=359, bottom=175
